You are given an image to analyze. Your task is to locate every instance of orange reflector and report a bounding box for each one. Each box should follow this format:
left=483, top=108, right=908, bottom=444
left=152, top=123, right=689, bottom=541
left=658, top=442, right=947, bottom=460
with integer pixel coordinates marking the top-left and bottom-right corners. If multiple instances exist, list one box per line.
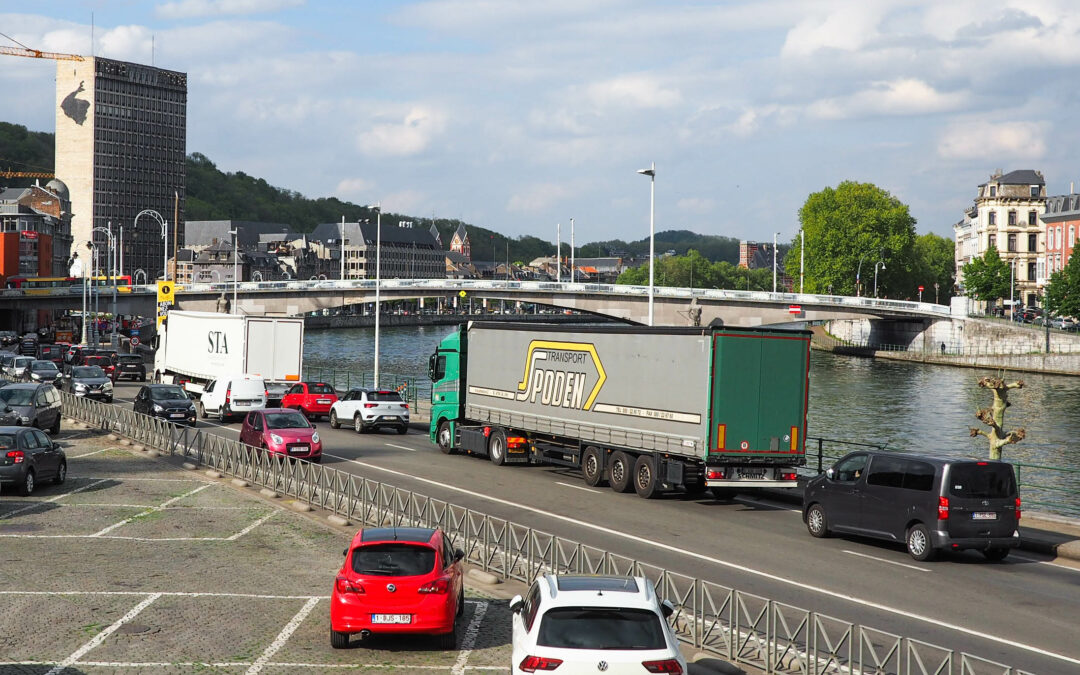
left=716, top=424, right=726, bottom=450
left=285, top=374, right=300, bottom=381
left=790, top=426, right=799, bottom=451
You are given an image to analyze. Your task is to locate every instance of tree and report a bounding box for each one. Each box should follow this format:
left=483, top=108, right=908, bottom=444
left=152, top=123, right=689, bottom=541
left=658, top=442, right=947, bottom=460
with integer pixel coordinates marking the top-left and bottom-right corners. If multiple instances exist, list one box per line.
left=786, top=181, right=916, bottom=296
left=961, top=246, right=1012, bottom=305
left=969, top=376, right=1026, bottom=460
left=911, top=233, right=956, bottom=303
left=1043, top=247, right=1080, bottom=318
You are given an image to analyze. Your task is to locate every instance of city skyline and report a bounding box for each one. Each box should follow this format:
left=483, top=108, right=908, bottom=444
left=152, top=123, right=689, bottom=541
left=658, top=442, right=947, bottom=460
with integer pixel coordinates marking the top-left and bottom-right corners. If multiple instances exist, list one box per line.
left=3, top=1, right=1080, bottom=246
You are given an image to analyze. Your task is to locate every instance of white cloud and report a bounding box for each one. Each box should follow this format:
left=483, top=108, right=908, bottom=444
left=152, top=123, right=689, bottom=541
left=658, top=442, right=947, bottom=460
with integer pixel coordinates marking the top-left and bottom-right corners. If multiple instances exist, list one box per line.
left=781, top=5, right=887, bottom=58
left=507, top=183, right=572, bottom=213
left=156, top=0, right=305, bottom=20
left=808, top=79, right=968, bottom=120
left=358, top=107, right=447, bottom=157
left=937, top=120, right=1048, bottom=160
left=585, top=74, right=682, bottom=110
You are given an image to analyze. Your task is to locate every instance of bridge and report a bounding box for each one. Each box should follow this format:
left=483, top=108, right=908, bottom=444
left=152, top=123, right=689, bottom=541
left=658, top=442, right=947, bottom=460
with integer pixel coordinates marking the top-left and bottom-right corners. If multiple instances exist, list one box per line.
left=0, top=278, right=952, bottom=328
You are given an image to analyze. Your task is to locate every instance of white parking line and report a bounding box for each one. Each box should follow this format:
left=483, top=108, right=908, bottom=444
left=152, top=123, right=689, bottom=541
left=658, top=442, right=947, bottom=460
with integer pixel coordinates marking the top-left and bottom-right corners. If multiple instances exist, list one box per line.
left=246, top=596, right=321, bottom=675
left=69, top=448, right=109, bottom=458
left=226, top=511, right=276, bottom=540
left=555, top=481, right=600, bottom=493
left=327, top=454, right=1080, bottom=669
left=92, top=483, right=211, bottom=537
left=385, top=442, right=416, bottom=452
left=452, top=600, right=489, bottom=675
left=843, top=549, right=930, bottom=572
left=44, top=593, right=161, bottom=675
left=0, top=478, right=110, bottom=519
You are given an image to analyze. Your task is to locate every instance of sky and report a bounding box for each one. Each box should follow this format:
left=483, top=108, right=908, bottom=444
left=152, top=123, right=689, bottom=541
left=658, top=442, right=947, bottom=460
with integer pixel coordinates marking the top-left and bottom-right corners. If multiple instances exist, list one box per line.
left=2, top=0, right=1080, bottom=248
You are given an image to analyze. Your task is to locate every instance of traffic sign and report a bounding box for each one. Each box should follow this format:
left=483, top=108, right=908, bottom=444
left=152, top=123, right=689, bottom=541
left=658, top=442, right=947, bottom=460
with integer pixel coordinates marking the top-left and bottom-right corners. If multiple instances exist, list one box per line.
left=458, top=290, right=467, bottom=298
left=130, top=336, right=140, bottom=346
left=130, top=328, right=140, bottom=336
left=918, top=285, right=925, bottom=292
left=788, top=305, right=802, bottom=315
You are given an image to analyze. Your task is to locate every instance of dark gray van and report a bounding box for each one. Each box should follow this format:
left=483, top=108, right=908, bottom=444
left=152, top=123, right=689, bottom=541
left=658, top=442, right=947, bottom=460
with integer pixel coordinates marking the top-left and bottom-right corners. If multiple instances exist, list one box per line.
left=803, top=451, right=1020, bottom=561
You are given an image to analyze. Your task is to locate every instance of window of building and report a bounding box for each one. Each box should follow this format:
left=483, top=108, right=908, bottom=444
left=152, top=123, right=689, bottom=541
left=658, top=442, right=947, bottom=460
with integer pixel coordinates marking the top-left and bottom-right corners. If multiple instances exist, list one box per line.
left=990, top=186, right=997, bottom=197
left=1031, top=185, right=1041, bottom=198
left=1059, top=226, right=1064, bottom=247
left=1029, top=233, right=1038, bottom=252
left=1007, top=233, right=1017, bottom=252
left=988, top=234, right=996, bottom=249
left=1029, top=262, right=1037, bottom=280
left=1049, top=228, right=1055, bottom=250
left=1029, top=210, right=1038, bottom=226
left=1008, top=210, right=1017, bottom=226
left=1071, top=225, right=1076, bottom=245
left=988, top=211, right=996, bottom=226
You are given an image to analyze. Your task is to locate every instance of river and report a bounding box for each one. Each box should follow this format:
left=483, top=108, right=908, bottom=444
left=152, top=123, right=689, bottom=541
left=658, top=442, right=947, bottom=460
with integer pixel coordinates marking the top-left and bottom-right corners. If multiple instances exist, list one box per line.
left=303, top=324, right=1080, bottom=514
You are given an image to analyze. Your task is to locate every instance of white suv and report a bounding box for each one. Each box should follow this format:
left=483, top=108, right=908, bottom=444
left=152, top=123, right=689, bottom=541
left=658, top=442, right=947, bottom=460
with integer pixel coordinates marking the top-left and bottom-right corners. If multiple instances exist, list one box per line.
left=510, top=575, right=685, bottom=674
left=328, top=388, right=409, bottom=435
left=197, top=375, right=267, bottom=422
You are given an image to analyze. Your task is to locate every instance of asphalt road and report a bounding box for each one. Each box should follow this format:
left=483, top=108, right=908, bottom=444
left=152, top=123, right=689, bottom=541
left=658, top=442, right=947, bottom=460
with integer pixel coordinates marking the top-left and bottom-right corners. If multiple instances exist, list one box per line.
left=106, top=380, right=1080, bottom=675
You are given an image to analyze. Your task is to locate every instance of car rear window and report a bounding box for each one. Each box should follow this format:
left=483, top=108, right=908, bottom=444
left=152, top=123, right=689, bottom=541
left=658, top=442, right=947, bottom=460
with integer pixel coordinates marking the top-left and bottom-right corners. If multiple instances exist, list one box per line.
left=537, top=607, right=666, bottom=650
left=368, top=391, right=403, bottom=402
left=119, top=355, right=142, bottom=363
left=351, top=543, right=435, bottom=576
left=0, top=434, right=16, bottom=449
left=230, top=380, right=266, bottom=397
left=948, top=463, right=1016, bottom=499
left=309, top=383, right=335, bottom=394
left=265, top=411, right=310, bottom=429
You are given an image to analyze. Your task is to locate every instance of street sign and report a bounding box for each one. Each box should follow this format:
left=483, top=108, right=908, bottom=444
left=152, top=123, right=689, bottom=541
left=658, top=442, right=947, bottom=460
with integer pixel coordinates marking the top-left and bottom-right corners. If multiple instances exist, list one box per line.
left=458, top=290, right=466, bottom=298
left=130, top=336, right=140, bottom=346
left=156, top=281, right=175, bottom=326
left=788, top=305, right=802, bottom=315
left=130, top=328, right=140, bottom=336
left=918, top=285, right=925, bottom=292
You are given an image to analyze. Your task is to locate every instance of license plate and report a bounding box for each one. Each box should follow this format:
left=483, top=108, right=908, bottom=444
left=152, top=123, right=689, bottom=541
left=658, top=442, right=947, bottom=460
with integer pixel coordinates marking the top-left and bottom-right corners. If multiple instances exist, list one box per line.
left=739, top=468, right=766, bottom=479
left=170, top=413, right=186, bottom=418
left=972, top=512, right=998, bottom=520
left=236, top=399, right=255, bottom=405
left=289, top=445, right=309, bottom=455
left=382, top=415, right=399, bottom=421
left=371, top=614, right=411, bottom=624
left=316, top=399, right=331, bottom=404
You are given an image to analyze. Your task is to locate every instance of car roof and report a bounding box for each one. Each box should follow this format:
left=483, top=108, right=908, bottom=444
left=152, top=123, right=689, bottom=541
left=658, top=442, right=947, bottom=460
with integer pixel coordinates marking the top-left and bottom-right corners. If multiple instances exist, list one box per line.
left=849, top=450, right=1012, bottom=468
left=536, top=575, right=658, bottom=611
left=2, top=382, right=42, bottom=389
left=353, top=527, right=437, bottom=545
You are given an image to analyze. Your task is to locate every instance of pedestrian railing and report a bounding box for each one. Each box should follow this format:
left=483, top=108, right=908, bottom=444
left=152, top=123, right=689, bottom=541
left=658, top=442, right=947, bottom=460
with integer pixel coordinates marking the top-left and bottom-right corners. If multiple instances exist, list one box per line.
left=58, top=391, right=1033, bottom=675
left=303, top=367, right=429, bottom=406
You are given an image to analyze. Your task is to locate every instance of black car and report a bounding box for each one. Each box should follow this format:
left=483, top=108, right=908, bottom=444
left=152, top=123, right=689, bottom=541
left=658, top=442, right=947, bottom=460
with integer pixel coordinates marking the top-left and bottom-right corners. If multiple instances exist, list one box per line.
left=133, top=384, right=196, bottom=426
left=25, top=360, right=63, bottom=387
left=64, top=366, right=114, bottom=402
left=112, top=354, right=147, bottom=381
left=0, top=383, right=63, bottom=434
left=803, top=450, right=1021, bottom=561
left=0, top=331, right=18, bottom=347
left=0, top=426, right=66, bottom=496
left=19, top=336, right=39, bottom=356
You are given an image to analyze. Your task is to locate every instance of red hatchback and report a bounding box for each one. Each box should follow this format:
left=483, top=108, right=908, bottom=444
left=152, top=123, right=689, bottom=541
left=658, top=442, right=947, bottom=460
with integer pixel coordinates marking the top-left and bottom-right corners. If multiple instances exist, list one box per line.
left=280, top=381, right=338, bottom=421
left=239, top=408, right=323, bottom=462
left=331, top=526, right=465, bottom=649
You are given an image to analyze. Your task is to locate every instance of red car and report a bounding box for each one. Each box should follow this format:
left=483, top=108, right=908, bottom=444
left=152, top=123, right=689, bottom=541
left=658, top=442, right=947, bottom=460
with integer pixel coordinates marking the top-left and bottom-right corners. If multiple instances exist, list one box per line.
left=239, top=408, right=322, bottom=462
left=331, top=526, right=465, bottom=649
left=280, top=381, right=339, bottom=421
left=83, top=355, right=114, bottom=378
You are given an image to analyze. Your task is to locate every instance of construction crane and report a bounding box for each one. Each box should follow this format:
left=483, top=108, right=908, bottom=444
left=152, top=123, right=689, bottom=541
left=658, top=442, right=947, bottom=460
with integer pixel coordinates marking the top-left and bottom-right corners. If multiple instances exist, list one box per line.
left=1, top=169, right=55, bottom=179
left=0, top=32, right=83, bottom=62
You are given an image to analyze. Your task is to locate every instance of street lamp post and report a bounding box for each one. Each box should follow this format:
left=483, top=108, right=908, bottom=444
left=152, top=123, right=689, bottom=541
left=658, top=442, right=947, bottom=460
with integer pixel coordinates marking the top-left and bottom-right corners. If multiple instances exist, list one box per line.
left=340, top=215, right=346, bottom=280
left=874, top=260, right=886, bottom=297
left=89, top=226, right=116, bottom=346
left=772, top=232, right=779, bottom=293
left=800, top=230, right=805, bottom=294
left=637, top=162, right=656, bottom=326
left=1009, top=260, right=1015, bottom=321
left=570, top=217, right=575, bottom=283
left=228, top=229, right=239, bottom=313
left=369, top=204, right=382, bottom=388
left=134, top=209, right=168, bottom=280
left=556, top=222, right=561, bottom=283
left=856, top=253, right=869, bottom=297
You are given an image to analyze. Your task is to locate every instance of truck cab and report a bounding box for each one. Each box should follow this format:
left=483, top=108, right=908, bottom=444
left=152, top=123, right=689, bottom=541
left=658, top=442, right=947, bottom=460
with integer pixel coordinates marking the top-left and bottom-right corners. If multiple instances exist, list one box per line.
left=428, top=326, right=464, bottom=452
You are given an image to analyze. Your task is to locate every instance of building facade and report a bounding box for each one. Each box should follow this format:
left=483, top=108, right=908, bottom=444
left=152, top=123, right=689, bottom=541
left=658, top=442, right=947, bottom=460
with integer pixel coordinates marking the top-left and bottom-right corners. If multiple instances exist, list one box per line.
left=1041, top=193, right=1080, bottom=279
left=308, top=221, right=443, bottom=280
left=55, top=57, right=187, bottom=282
left=0, top=180, right=74, bottom=282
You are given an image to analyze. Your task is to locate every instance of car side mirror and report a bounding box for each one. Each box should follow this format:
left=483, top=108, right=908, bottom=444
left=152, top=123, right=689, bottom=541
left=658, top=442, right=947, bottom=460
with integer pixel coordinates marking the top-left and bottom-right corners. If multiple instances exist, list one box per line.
left=825, top=468, right=835, bottom=480
left=342, top=548, right=348, bottom=557
left=3, top=406, right=10, bottom=413
left=509, top=595, right=523, bottom=614
left=454, top=548, right=465, bottom=562
left=660, top=599, right=675, bottom=618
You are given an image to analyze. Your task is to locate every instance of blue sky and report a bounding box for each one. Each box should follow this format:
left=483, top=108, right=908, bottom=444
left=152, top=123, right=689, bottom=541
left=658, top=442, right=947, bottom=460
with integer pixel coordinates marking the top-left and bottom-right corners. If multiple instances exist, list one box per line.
left=3, top=1, right=1080, bottom=248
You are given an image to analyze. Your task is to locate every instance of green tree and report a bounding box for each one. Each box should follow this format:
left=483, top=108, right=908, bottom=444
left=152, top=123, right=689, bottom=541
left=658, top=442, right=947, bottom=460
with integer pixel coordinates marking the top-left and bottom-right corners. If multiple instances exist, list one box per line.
left=910, top=233, right=956, bottom=303
left=1043, top=247, right=1080, bottom=318
left=786, top=181, right=916, bottom=296
left=961, top=246, right=1012, bottom=305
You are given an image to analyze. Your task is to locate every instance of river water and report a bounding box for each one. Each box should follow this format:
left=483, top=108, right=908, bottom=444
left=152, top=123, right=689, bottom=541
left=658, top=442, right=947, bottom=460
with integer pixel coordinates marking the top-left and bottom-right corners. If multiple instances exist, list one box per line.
left=303, top=325, right=1080, bottom=514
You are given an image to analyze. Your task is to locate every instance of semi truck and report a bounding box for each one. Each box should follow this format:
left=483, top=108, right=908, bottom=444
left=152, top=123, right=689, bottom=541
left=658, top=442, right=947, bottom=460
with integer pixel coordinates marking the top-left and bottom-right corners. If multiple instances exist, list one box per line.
left=153, top=310, right=305, bottom=398
left=427, top=322, right=811, bottom=498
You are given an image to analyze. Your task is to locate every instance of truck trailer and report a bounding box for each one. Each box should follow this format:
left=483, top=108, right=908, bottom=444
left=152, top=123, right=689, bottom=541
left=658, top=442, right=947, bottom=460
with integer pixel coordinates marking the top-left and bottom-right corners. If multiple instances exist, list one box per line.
left=427, top=322, right=811, bottom=498
left=153, top=310, right=305, bottom=396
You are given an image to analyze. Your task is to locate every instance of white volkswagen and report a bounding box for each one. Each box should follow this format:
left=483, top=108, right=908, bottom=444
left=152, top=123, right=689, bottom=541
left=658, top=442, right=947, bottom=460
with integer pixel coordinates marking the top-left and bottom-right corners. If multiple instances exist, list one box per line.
left=510, top=575, right=686, bottom=674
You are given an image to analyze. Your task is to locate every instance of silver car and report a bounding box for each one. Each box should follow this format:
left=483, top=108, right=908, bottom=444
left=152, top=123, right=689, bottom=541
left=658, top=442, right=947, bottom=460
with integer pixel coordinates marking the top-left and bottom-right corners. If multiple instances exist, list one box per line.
left=3, top=356, right=34, bottom=380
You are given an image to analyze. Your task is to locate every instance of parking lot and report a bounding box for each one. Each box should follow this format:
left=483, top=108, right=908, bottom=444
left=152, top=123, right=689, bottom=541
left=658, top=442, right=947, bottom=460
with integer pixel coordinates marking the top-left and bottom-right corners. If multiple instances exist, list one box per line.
left=0, top=428, right=511, bottom=674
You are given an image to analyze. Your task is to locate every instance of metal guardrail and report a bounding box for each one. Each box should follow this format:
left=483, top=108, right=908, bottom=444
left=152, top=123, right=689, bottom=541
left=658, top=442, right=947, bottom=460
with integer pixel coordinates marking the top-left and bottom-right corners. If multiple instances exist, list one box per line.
left=56, top=391, right=1032, bottom=675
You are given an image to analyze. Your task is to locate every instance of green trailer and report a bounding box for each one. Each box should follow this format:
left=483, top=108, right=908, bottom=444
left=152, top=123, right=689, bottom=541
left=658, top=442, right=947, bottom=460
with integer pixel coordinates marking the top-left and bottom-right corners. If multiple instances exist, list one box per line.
left=428, top=322, right=810, bottom=499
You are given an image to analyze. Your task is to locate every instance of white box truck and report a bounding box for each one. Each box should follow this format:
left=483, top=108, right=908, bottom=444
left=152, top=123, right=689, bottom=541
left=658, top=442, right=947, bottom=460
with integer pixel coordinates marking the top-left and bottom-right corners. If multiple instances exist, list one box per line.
left=153, top=310, right=304, bottom=397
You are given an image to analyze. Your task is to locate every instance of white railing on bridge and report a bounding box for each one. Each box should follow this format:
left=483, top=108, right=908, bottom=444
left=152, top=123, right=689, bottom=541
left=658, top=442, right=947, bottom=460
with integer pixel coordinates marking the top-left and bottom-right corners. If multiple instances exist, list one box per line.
left=1, top=278, right=951, bottom=317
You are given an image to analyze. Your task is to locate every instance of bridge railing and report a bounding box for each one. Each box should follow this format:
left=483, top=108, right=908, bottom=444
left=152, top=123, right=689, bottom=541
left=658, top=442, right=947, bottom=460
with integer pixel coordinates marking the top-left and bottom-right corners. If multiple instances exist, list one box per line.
left=57, top=391, right=1033, bottom=675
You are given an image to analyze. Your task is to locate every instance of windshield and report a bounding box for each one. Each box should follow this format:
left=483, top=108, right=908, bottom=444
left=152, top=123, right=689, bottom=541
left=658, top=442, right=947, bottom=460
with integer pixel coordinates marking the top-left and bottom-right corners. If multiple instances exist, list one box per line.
left=85, top=357, right=109, bottom=366
left=73, top=366, right=105, bottom=378
left=0, top=388, right=35, bottom=406
left=351, top=543, right=435, bottom=576
left=536, top=607, right=666, bottom=650
left=151, top=386, right=188, bottom=401
left=265, top=411, right=310, bottom=429
left=31, top=362, right=58, bottom=372
left=119, top=356, right=141, bottom=363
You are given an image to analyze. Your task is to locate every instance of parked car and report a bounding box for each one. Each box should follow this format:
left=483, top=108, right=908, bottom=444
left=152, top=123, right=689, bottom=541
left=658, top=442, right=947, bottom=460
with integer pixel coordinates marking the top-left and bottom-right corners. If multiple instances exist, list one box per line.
left=132, top=384, right=196, bottom=425
left=0, top=383, right=63, bottom=433
left=281, top=381, right=338, bottom=421
left=25, top=360, right=63, bottom=387
left=239, top=408, right=322, bottom=462
left=36, top=344, right=65, bottom=366
left=4, top=356, right=34, bottom=380
left=63, top=365, right=114, bottom=402
left=509, top=575, right=684, bottom=675
left=329, top=388, right=409, bottom=434
left=112, top=354, right=147, bottom=382
left=197, top=375, right=267, bottom=422
left=330, top=526, right=464, bottom=649
left=803, top=450, right=1021, bottom=561
left=0, top=426, right=66, bottom=496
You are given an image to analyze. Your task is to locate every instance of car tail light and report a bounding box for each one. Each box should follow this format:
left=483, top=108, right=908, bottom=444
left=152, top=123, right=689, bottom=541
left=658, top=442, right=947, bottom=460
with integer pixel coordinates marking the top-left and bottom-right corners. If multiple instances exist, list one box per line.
left=781, top=472, right=798, bottom=481
left=418, top=576, right=450, bottom=594
left=363, top=403, right=378, bottom=408
left=225, top=385, right=231, bottom=405
left=6, top=450, right=24, bottom=464
left=519, top=656, right=562, bottom=672
left=707, top=469, right=724, bottom=479
left=265, top=390, right=269, bottom=398
left=938, top=496, right=949, bottom=520
left=643, top=659, right=684, bottom=674
left=335, top=576, right=364, bottom=594
left=507, top=436, right=527, bottom=449
left=402, top=403, right=409, bottom=410
left=1016, top=497, right=1022, bottom=521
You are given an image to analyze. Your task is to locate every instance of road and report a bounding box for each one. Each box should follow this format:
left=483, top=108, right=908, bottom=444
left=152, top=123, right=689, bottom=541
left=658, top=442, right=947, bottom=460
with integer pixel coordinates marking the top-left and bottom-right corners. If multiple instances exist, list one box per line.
left=105, top=380, right=1080, bottom=675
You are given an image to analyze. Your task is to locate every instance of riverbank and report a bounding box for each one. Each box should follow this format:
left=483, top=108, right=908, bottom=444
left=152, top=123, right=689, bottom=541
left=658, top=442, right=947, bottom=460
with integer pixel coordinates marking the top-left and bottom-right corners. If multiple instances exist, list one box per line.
left=303, top=311, right=619, bottom=329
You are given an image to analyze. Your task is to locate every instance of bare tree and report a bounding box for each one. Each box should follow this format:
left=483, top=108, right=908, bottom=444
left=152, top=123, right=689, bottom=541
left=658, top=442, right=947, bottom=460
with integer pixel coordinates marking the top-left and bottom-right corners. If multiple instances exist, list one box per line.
left=969, top=375, right=1026, bottom=460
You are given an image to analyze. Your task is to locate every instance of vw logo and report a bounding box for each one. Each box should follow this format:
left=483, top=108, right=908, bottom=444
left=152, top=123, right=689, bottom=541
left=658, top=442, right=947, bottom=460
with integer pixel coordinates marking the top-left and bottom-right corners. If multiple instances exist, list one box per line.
left=597, top=662, right=608, bottom=672
left=386, top=583, right=396, bottom=593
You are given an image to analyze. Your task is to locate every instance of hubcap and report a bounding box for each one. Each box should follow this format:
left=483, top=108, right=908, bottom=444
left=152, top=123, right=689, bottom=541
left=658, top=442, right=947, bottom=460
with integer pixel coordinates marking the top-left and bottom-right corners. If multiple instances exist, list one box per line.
left=637, top=464, right=650, bottom=488
left=355, top=417, right=361, bottom=431
left=25, top=473, right=33, bottom=492
left=58, top=464, right=66, bottom=481
left=492, top=439, right=502, bottom=459
left=612, top=458, right=624, bottom=484
left=910, top=529, right=926, bottom=554
left=809, top=510, right=822, bottom=532
left=585, top=454, right=597, bottom=477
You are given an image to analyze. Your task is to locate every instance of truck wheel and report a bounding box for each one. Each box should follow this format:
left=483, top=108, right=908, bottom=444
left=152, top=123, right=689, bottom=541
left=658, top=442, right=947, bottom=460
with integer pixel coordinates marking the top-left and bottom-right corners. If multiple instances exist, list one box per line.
left=488, top=429, right=507, bottom=466
left=609, top=451, right=633, bottom=493
left=581, top=446, right=606, bottom=487
left=437, top=421, right=455, bottom=455
left=329, top=410, right=341, bottom=429
left=633, top=455, right=659, bottom=499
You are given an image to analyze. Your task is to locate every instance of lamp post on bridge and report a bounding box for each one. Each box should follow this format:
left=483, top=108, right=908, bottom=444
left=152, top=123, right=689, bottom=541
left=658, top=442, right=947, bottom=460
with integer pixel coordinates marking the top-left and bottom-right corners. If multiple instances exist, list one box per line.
left=636, top=162, right=656, bottom=326
left=134, top=209, right=168, bottom=280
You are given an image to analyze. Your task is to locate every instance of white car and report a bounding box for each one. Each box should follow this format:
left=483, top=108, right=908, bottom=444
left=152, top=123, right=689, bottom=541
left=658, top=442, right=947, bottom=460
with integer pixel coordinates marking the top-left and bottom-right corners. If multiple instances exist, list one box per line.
left=197, top=375, right=267, bottom=422
left=328, top=388, right=409, bottom=434
left=510, top=575, right=685, bottom=675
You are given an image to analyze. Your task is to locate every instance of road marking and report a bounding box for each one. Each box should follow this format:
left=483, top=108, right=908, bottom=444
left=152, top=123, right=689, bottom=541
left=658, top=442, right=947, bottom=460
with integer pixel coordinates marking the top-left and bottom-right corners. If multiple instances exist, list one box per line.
left=246, top=597, right=321, bottom=674
left=0, top=590, right=324, bottom=599
left=326, top=454, right=1080, bottom=668
left=0, top=478, right=110, bottom=519
left=385, top=442, right=416, bottom=452
left=45, top=592, right=161, bottom=675
left=843, top=549, right=930, bottom=572
left=69, top=448, right=109, bottom=458
left=226, top=511, right=276, bottom=540
left=92, top=483, right=211, bottom=536
left=555, top=481, right=600, bottom=493
left=452, top=600, right=489, bottom=675
left=1010, top=552, right=1080, bottom=573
